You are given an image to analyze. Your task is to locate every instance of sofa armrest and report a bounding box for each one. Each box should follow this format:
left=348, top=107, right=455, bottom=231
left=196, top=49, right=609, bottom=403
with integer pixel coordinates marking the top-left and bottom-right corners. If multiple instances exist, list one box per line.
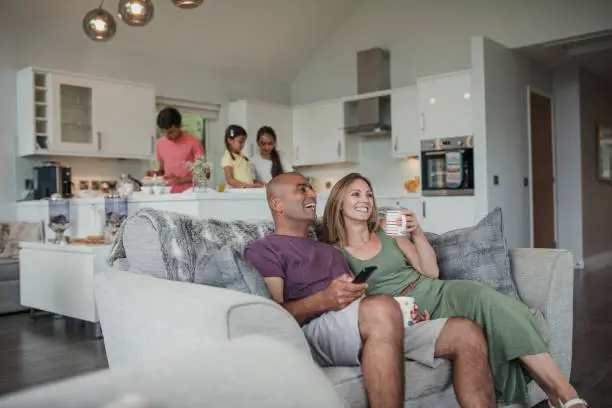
left=94, top=270, right=311, bottom=368
left=508, top=248, right=574, bottom=378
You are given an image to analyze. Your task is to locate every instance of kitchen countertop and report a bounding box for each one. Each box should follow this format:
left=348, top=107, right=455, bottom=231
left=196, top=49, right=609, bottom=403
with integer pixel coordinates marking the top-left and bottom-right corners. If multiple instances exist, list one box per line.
left=15, top=190, right=421, bottom=207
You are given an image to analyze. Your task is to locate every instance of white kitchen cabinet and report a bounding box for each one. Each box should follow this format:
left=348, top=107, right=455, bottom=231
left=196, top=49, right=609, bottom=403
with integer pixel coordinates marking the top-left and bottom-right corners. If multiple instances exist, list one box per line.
left=227, top=100, right=293, bottom=161
left=391, top=86, right=420, bottom=157
left=93, top=80, right=156, bottom=159
left=420, top=196, right=476, bottom=234
left=17, top=67, right=156, bottom=159
left=292, top=101, right=358, bottom=166
left=417, top=70, right=472, bottom=140
left=376, top=197, right=423, bottom=219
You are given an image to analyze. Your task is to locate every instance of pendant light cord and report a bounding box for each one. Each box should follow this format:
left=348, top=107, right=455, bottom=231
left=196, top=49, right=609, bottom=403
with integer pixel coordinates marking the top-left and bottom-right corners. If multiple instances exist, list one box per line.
left=98, top=0, right=105, bottom=9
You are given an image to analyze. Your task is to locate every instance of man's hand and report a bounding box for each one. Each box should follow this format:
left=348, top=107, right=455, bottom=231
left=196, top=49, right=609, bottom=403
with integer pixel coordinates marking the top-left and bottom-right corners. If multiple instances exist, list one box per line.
left=322, top=274, right=367, bottom=311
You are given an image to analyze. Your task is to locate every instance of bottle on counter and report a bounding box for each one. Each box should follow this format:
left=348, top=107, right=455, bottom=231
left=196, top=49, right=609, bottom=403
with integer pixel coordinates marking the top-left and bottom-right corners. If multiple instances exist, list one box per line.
left=117, top=174, right=135, bottom=197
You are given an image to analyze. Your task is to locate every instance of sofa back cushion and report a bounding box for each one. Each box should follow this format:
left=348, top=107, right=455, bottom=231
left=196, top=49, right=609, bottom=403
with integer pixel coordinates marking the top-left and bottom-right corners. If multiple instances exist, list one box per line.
left=0, top=222, right=42, bottom=259
left=195, top=244, right=272, bottom=298
left=425, top=207, right=520, bottom=299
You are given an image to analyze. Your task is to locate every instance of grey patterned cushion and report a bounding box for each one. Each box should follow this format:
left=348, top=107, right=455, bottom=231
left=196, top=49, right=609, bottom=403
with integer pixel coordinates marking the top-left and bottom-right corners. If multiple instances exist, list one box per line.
left=425, top=207, right=520, bottom=299
left=195, top=244, right=272, bottom=298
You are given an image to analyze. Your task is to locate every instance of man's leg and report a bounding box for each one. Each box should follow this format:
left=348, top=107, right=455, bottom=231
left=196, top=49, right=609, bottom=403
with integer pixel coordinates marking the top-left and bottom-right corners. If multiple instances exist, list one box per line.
left=434, top=317, right=496, bottom=408
left=358, top=295, right=404, bottom=408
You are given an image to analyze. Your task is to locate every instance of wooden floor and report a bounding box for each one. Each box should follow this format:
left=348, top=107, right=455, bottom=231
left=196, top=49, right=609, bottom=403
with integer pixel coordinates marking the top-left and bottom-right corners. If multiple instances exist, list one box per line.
left=0, top=268, right=609, bottom=405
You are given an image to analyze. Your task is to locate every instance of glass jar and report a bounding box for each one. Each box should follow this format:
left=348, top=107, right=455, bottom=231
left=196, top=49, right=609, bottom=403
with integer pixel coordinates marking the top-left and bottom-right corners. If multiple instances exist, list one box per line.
left=104, top=194, right=128, bottom=243
left=48, top=194, right=71, bottom=244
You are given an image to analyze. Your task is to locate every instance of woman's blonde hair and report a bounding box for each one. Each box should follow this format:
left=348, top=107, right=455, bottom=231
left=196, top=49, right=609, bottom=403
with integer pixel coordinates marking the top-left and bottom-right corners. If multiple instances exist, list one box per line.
left=322, top=173, right=379, bottom=248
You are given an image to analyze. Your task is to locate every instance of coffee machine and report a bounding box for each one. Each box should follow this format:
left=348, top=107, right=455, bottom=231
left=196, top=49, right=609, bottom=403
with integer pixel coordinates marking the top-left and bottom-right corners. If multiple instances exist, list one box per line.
left=33, top=162, right=72, bottom=199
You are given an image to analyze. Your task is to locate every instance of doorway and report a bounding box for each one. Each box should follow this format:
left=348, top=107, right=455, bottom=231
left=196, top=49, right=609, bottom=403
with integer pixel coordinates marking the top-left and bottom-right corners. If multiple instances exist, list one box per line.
left=528, top=88, right=557, bottom=248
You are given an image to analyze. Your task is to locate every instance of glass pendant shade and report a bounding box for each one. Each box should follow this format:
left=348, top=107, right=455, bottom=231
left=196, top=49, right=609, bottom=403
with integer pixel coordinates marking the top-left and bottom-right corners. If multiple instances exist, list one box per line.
left=118, top=0, right=155, bottom=26
left=82, top=6, right=117, bottom=42
left=172, top=0, right=204, bottom=9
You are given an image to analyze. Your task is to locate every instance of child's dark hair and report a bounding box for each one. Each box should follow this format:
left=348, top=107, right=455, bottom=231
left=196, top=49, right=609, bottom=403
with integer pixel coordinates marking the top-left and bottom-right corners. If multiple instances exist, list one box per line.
left=257, top=126, right=284, bottom=178
left=157, top=107, right=182, bottom=129
left=225, top=124, right=248, bottom=161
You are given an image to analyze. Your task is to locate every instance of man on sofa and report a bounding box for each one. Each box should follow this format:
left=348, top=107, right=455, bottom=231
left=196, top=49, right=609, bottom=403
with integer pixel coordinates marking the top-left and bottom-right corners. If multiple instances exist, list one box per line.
left=244, top=173, right=496, bottom=408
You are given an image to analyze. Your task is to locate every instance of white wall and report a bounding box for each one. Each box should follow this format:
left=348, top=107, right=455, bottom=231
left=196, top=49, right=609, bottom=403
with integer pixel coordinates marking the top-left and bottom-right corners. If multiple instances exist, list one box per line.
left=553, top=66, right=583, bottom=265
left=472, top=37, right=552, bottom=249
left=291, top=0, right=612, bottom=105
left=0, top=2, right=290, bottom=220
left=300, top=137, right=420, bottom=196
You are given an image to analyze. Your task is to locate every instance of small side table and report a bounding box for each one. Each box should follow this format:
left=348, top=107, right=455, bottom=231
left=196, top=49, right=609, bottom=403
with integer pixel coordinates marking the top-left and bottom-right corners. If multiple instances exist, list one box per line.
left=19, top=242, right=113, bottom=338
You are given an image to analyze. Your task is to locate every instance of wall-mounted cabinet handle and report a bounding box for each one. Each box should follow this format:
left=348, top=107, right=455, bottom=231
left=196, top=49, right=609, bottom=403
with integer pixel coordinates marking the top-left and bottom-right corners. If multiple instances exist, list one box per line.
left=97, top=132, right=102, bottom=150
left=249, top=144, right=254, bottom=157
left=422, top=201, right=427, bottom=218
left=295, top=146, right=299, bottom=161
left=151, top=136, right=155, bottom=154
left=337, top=141, right=341, bottom=157
left=394, top=137, right=398, bottom=152
left=420, top=114, right=425, bottom=131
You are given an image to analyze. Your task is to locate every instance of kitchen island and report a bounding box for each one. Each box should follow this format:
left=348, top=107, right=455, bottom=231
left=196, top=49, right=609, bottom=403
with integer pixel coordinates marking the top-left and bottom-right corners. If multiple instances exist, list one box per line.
left=15, top=190, right=329, bottom=239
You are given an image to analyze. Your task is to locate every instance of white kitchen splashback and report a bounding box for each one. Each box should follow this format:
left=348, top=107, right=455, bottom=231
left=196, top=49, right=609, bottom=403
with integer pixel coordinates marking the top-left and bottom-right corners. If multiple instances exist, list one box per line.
left=17, top=156, right=147, bottom=197
left=301, top=136, right=420, bottom=196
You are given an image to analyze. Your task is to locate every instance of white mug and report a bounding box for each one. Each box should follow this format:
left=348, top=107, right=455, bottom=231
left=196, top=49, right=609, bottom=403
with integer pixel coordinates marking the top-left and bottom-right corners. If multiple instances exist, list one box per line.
left=394, top=296, right=416, bottom=327
left=380, top=209, right=409, bottom=236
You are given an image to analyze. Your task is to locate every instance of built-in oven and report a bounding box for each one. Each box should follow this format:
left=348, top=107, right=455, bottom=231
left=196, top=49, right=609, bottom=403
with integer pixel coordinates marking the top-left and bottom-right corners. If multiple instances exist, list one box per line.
left=420, top=136, right=474, bottom=196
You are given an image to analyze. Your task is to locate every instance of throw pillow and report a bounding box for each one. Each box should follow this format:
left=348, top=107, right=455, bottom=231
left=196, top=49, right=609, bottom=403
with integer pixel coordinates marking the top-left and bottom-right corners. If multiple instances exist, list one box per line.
left=425, top=207, right=520, bottom=299
left=194, top=244, right=271, bottom=299
left=0, top=223, right=9, bottom=253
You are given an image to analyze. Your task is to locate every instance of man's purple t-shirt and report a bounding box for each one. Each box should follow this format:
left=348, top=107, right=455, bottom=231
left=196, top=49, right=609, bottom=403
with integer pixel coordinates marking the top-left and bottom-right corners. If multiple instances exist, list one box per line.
left=244, top=234, right=350, bottom=302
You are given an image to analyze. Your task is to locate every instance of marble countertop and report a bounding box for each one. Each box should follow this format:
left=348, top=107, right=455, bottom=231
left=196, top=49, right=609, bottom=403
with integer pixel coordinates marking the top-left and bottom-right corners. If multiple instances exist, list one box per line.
left=16, top=190, right=421, bottom=206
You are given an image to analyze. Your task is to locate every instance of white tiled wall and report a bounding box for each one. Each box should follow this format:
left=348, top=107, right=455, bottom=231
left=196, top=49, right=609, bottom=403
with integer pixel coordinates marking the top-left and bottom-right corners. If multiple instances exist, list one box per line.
left=299, top=137, right=420, bottom=196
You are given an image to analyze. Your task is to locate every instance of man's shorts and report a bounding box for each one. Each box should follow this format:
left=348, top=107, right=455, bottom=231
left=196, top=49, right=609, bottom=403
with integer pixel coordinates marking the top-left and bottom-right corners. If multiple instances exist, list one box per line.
left=302, top=298, right=448, bottom=368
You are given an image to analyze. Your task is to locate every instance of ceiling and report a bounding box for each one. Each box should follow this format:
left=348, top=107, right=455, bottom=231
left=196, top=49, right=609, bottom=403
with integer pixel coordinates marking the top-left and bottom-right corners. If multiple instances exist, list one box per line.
left=6, top=0, right=358, bottom=84
left=521, top=30, right=612, bottom=83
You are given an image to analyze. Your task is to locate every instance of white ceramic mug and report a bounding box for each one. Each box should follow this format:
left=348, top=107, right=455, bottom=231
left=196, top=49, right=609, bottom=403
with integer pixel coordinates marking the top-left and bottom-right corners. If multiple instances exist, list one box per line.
left=394, top=296, right=416, bottom=326
left=380, top=209, right=409, bottom=236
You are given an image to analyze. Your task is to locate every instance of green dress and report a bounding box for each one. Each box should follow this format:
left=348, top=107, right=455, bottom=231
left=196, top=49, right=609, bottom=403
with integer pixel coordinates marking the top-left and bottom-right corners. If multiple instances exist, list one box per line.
left=341, top=230, right=547, bottom=404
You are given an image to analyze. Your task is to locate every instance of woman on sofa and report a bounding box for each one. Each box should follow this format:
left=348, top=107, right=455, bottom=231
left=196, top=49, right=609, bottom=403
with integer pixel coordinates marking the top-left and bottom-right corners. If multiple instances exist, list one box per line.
left=321, top=172, right=587, bottom=408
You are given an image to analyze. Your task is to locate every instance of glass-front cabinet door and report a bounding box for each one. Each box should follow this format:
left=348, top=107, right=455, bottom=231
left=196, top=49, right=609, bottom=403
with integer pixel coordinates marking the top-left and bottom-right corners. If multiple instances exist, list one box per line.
left=49, top=73, right=99, bottom=153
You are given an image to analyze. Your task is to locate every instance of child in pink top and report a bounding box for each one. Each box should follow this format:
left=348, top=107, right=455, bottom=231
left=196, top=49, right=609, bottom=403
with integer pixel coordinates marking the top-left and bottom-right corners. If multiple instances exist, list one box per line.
left=156, top=107, right=205, bottom=193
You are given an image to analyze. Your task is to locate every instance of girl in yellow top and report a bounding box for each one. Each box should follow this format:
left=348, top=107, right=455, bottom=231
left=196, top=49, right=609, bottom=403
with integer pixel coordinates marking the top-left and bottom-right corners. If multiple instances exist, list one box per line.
left=221, top=125, right=264, bottom=189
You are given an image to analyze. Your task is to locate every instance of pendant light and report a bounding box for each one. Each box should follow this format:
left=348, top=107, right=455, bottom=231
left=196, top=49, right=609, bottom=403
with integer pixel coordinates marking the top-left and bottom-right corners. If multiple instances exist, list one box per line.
left=82, top=0, right=117, bottom=42
left=172, top=0, right=204, bottom=9
left=118, top=0, right=155, bottom=27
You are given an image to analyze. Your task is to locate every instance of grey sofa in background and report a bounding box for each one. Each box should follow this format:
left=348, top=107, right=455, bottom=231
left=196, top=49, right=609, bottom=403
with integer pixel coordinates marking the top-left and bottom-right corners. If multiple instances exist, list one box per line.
left=0, top=222, right=41, bottom=314
left=0, top=335, right=346, bottom=408
left=93, top=212, right=575, bottom=408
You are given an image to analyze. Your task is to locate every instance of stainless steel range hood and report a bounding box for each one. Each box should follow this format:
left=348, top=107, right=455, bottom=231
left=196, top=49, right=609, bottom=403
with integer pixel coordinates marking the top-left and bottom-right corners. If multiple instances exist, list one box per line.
left=344, top=48, right=392, bottom=136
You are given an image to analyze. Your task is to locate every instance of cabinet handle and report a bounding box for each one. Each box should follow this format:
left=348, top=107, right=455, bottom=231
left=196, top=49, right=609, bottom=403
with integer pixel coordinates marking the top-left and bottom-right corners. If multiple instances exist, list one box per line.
left=337, top=141, right=341, bottom=157
left=151, top=136, right=155, bottom=154
left=295, top=146, right=299, bottom=161
left=420, top=114, right=425, bottom=131
left=249, top=144, right=254, bottom=157
left=422, top=201, right=427, bottom=218
left=394, top=137, right=398, bottom=152
left=97, top=132, right=102, bottom=151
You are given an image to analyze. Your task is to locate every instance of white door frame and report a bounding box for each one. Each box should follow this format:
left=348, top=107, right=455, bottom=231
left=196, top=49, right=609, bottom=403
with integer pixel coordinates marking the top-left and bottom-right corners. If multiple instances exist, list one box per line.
left=526, top=86, right=558, bottom=248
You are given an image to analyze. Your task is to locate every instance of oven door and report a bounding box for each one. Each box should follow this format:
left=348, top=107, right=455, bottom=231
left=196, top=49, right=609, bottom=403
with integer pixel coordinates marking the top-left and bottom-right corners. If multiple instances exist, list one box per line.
left=421, top=149, right=473, bottom=195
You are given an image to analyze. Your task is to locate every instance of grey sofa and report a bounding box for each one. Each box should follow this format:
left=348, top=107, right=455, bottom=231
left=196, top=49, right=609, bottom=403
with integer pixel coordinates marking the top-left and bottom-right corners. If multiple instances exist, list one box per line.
left=0, top=334, right=346, bottom=408
left=95, top=213, right=574, bottom=408
left=0, top=222, right=41, bottom=314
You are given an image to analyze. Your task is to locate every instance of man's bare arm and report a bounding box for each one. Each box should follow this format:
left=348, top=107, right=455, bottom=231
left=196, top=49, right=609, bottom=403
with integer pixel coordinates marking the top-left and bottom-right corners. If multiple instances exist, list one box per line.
left=264, top=276, right=366, bottom=325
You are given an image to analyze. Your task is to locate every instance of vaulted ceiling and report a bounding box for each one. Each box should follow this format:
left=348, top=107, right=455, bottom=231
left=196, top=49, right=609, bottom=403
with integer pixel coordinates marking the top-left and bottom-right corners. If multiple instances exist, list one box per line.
left=5, top=0, right=358, bottom=84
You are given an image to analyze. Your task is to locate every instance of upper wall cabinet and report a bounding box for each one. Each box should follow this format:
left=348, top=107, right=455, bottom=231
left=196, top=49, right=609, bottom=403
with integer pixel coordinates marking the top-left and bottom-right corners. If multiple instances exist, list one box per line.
left=292, top=101, right=358, bottom=166
left=417, top=70, right=472, bottom=140
left=226, top=100, right=293, bottom=161
left=390, top=86, right=420, bottom=157
left=17, top=67, right=156, bottom=159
